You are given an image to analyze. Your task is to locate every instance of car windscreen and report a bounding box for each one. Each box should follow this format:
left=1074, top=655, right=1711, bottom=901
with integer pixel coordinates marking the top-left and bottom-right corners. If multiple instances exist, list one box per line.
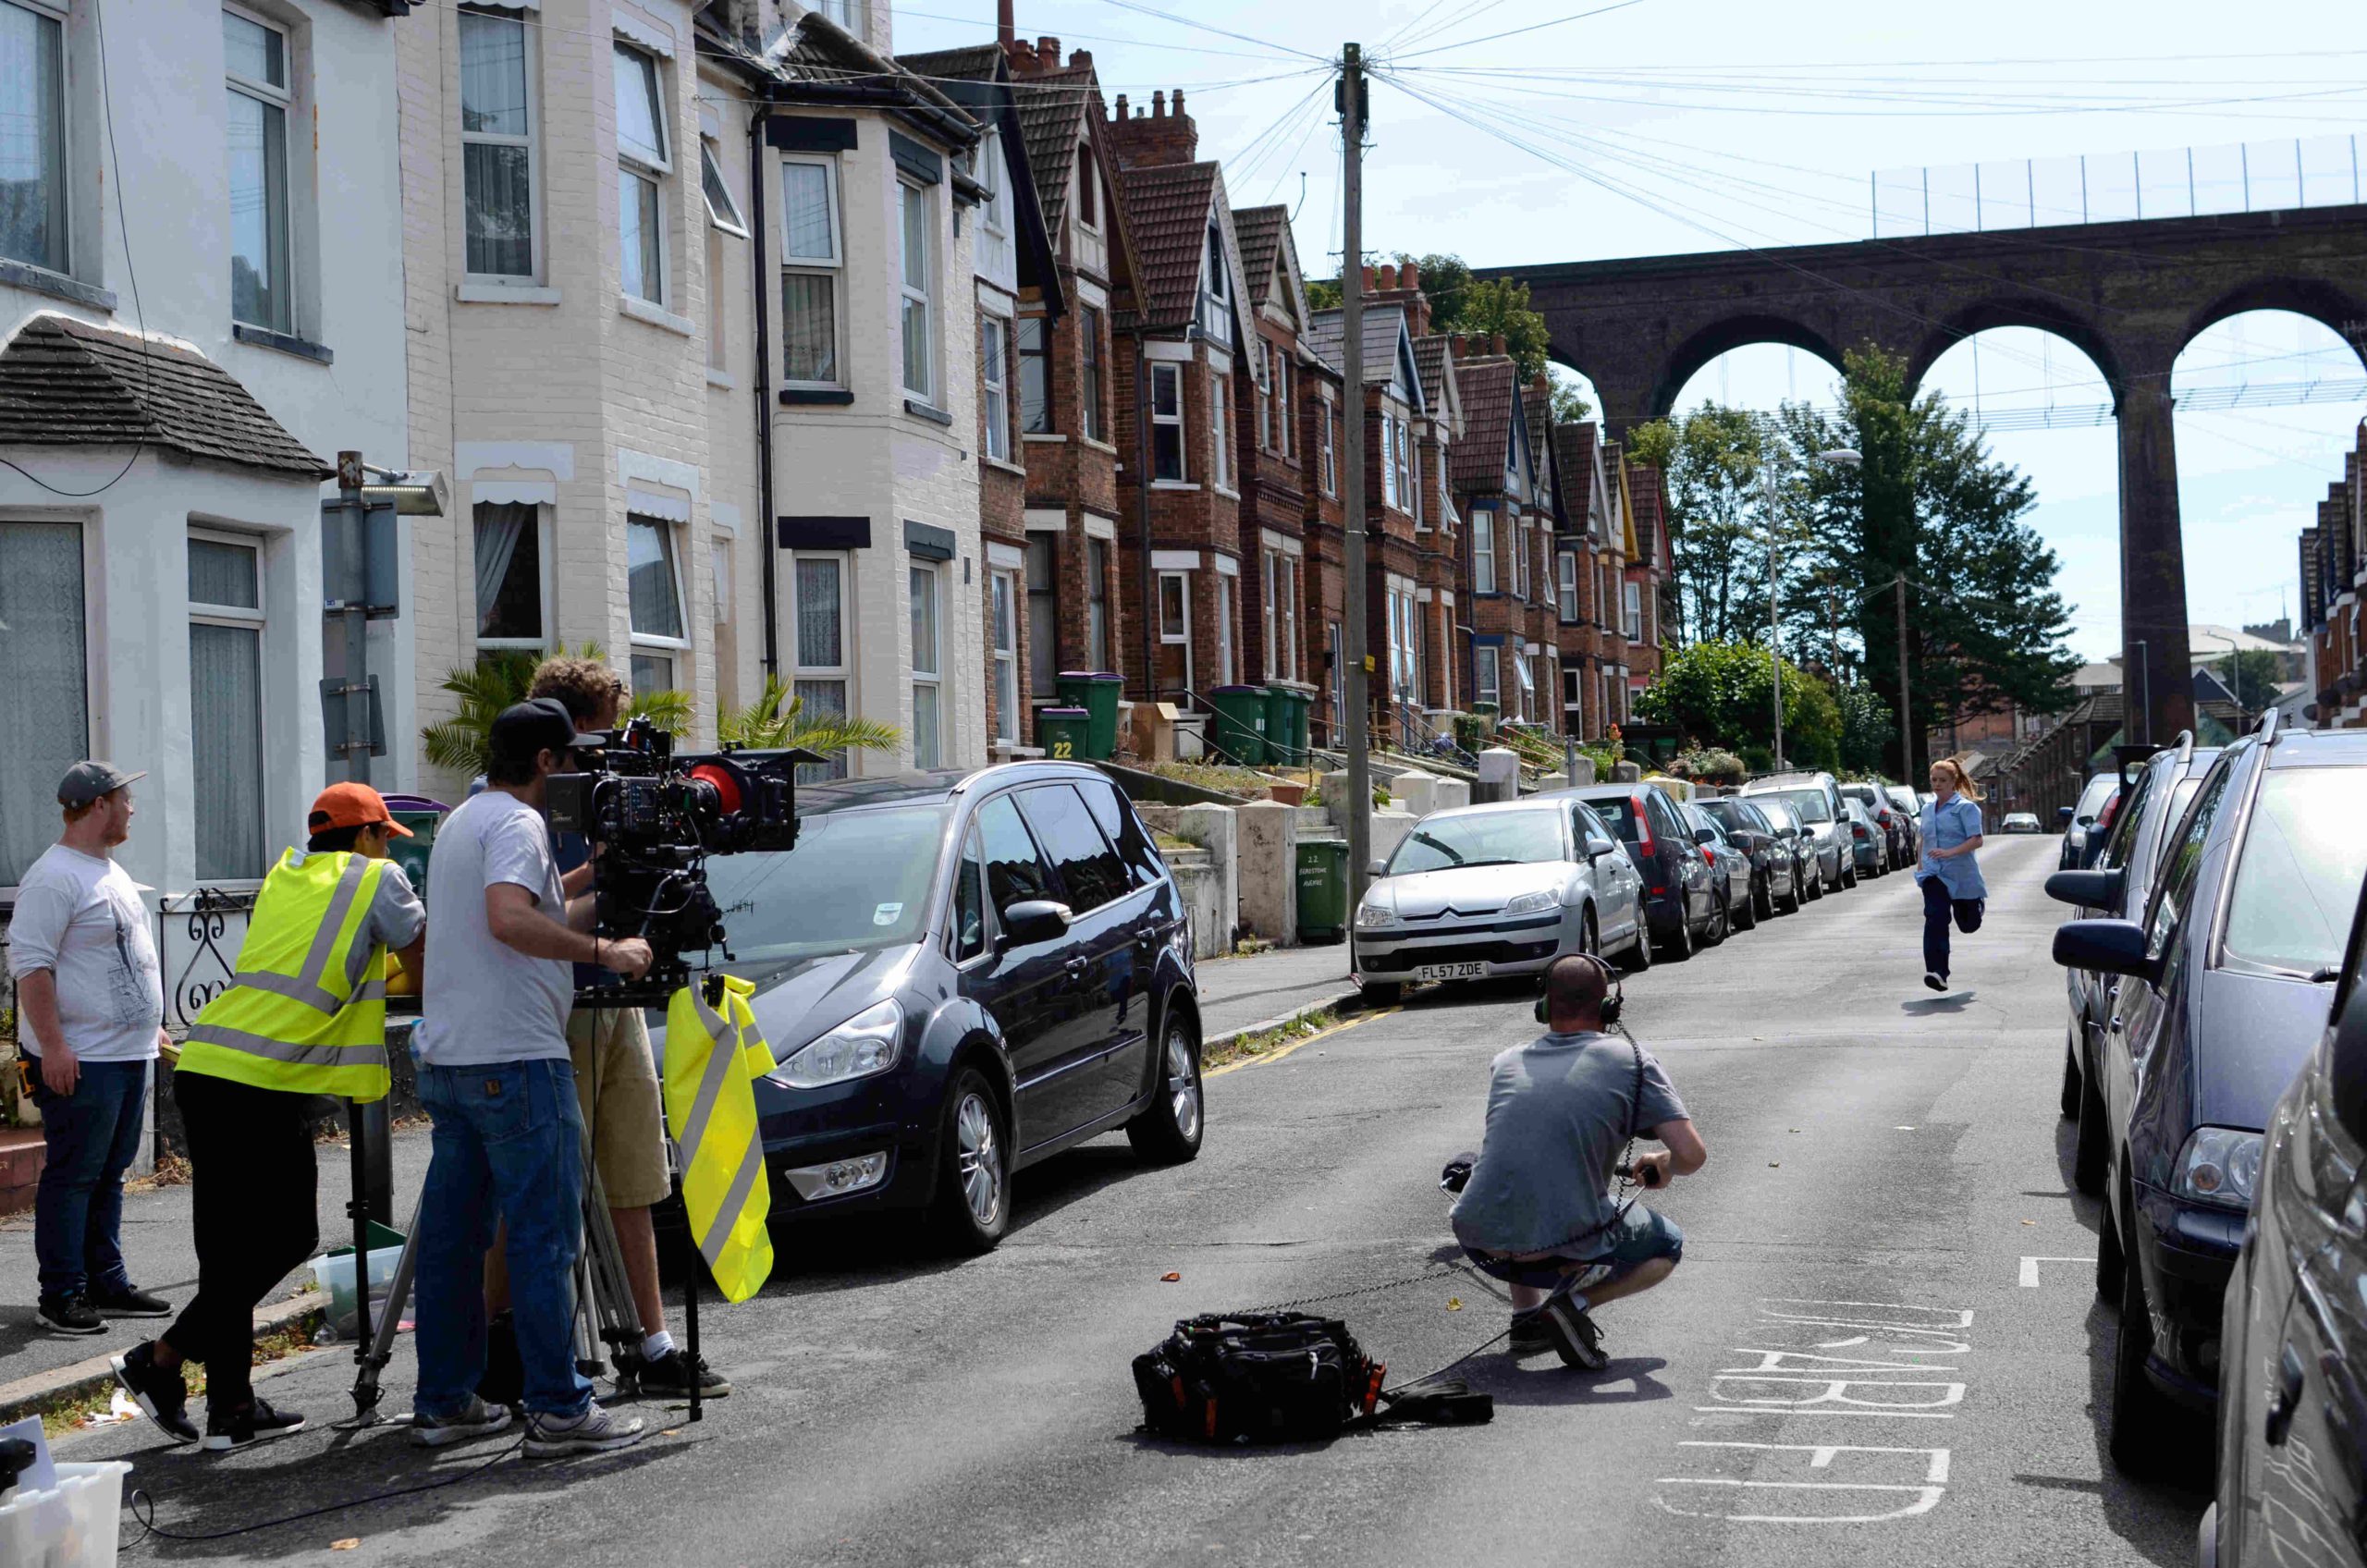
left=2220, top=767, right=2367, bottom=979
left=2076, top=774, right=2117, bottom=821
left=1769, top=789, right=1833, bottom=823
left=704, top=804, right=950, bottom=966
left=1388, top=809, right=1566, bottom=874
left=1699, top=802, right=1746, bottom=834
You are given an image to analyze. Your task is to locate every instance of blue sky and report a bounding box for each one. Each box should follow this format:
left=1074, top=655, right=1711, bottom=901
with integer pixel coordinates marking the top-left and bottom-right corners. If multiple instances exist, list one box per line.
left=890, top=3, right=2367, bottom=661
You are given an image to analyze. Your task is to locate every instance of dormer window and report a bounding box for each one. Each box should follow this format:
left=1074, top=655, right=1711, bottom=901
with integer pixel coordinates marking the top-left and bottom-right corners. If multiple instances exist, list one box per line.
left=1205, top=224, right=1225, bottom=301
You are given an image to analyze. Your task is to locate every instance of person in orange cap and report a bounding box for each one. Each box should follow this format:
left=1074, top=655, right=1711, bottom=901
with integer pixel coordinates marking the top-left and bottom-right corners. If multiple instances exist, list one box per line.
left=110, top=782, right=425, bottom=1452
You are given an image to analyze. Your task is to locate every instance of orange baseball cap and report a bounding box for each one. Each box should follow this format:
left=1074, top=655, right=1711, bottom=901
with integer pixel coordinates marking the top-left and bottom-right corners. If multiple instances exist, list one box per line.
left=308, top=781, right=413, bottom=838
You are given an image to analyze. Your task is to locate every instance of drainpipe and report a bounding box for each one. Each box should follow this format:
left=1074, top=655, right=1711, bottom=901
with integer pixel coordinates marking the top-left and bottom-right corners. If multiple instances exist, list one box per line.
left=1135, top=332, right=1155, bottom=702
left=750, top=103, right=779, bottom=680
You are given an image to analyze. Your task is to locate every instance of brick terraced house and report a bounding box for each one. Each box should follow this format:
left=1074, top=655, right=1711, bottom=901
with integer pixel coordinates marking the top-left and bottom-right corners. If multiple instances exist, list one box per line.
left=1229, top=203, right=1323, bottom=730
left=2298, top=422, right=2367, bottom=726
left=1448, top=337, right=1559, bottom=729
left=1410, top=331, right=1470, bottom=724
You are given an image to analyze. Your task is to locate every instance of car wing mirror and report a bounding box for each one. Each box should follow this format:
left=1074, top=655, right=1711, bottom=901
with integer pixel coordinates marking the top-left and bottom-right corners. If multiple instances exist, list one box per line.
left=2057, top=806, right=2077, bottom=827
left=2051, top=918, right=2156, bottom=983
left=1586, top=835, right=1618, bottom=860
left=2044, top=867, right=2125, bottom=911
left=1368, top=858, right=1389, bottom=878
left=1000, top=899, right=1074, bottom=948
left=1693, top=827, right=1718, bottom=846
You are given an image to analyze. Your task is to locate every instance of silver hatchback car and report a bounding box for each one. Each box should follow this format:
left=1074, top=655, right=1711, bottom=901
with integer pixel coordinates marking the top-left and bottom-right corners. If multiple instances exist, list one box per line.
left=1350, top=797, right=1647, bottom=1001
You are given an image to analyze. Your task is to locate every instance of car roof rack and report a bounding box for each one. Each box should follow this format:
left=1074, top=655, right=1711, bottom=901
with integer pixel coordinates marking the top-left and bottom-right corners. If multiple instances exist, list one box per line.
left=2256, top=707, right=2281, bottom=743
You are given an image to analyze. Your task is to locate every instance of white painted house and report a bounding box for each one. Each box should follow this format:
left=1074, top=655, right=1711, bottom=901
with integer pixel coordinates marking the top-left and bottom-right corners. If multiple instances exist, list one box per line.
left=0, top=0, right=411, bottom=974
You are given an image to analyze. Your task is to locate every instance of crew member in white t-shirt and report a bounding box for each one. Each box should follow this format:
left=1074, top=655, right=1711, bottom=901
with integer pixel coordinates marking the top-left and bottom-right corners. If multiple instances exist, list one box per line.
left=6, top=762, right=174, bottom=1336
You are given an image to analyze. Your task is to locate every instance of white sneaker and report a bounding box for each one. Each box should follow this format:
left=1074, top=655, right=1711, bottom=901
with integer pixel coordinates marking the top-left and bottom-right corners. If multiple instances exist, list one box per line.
left=523, top=1400, right=645, bottom=1458
left=1924, top=973, right=1946, bottom=992
left=411, top=1396, right=514, bottom=1447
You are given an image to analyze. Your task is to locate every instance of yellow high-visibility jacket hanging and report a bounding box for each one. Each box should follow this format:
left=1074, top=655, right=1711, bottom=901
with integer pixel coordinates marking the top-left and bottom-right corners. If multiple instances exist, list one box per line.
left=179, top=850, right=395, bottom=1102
left=663, top=974, right=777, bottom=1303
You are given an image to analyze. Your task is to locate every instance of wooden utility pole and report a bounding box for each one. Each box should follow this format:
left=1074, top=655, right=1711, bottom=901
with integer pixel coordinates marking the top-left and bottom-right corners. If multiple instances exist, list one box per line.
left=1341, top=43, right=1371, bottom=908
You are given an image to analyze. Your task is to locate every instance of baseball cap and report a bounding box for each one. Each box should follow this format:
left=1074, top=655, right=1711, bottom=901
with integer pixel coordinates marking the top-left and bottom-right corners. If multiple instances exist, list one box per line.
left=309, top=781, right=412, bottom=839
left=488, top=697, right=601, bottom=773
left=57, top=760, right=146, bottom=807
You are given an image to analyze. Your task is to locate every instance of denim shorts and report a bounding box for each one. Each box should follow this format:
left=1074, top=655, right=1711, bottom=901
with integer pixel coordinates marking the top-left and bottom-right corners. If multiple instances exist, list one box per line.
left=1464, top=1205, right=1685, bottom=1292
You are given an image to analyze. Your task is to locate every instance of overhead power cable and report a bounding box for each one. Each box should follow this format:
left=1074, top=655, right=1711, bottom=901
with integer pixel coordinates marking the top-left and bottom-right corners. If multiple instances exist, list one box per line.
left=1387, top=0, right=1651, bottom=62
left=1093, top=0, right=1331, bottom=63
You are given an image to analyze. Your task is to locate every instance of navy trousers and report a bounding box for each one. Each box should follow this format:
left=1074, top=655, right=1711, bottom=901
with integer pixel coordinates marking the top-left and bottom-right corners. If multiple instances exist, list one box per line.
left=1920, top=875, right=1985, bottom=980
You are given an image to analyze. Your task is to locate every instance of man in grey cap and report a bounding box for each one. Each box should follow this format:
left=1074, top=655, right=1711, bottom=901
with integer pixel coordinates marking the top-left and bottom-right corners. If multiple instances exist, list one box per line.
left=6, top=763, right=175, bottom=1335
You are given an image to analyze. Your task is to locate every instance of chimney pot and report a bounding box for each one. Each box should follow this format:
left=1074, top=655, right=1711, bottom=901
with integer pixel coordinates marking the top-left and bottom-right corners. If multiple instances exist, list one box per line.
left=1037, top=35, right=1059, bottom=66
left=1451, top=334, right=1468, bottom=359
left=1071, top=47, right=1091, bottom=67
left=1171, top=88, right=1185, bottom=117
left=1403, top=260, right=1421, bottom=292
left=1492, top=333, right=1507, bottom=356
left=1152, top=90, right=1166, bottom=117
left=1379, top=263, right=1399, bottom=290
left=1113, top=92, right=1128, bottom=118
left=1532, top=373, right=1551, bottom=394
left=998, top=0, right=1014, bottom=46
left=1360, top=264, right=1376, bottom=291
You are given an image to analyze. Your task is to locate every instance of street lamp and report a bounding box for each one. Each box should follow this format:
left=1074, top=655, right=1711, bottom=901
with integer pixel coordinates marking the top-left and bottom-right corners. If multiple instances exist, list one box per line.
left=2194, top=628, right=2244, bottom=725
left=1761, top=444, right=1861, bottom=772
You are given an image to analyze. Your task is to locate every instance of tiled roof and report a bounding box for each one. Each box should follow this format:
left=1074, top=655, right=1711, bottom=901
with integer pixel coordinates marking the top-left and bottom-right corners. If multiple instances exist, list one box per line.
left=0, top=314, right=329, bottom=477
left=1628, top=456, right=1668, bottom=563
left=1521, top=386, right=1553, bottom=472
left=770, top=15, right=973, bottom=122
left=1450, top=357, right=1516, bottom=486
left=1233, top=204, right=1287, bottom=298
left=1116, top=161, right=1219, bottom=330
left=1011, top=66, right=1098, bottom=239
left=895, top=43, right=1004, bottom=90
left=1304, top=304, right=1406, bottom=386
left=1554, top=421, right=1598, bottom=517
left=1411, top=336, right=1452, bottom=407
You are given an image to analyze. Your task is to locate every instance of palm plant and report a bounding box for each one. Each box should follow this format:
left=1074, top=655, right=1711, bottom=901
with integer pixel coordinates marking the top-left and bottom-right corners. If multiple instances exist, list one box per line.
left=718, top=675, right=900, bottom=760
left=419, top=641, right=694, bottom=776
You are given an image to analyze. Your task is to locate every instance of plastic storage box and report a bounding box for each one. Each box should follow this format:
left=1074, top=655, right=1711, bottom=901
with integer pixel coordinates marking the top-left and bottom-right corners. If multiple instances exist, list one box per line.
left=0, top=1461, right=133, bottom=1568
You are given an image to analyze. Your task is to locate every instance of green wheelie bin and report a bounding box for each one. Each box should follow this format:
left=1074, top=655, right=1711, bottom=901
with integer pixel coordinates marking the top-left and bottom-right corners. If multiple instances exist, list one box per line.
left=1261, top=686, right=1297, bottom=767
left=1295, top=838, right=1351, bottom=943
left=1054, top=671, right=1124, bottom=760
left=1037, top=706, right=1092, bottom=763
left=1206, top=685, right=1268, bottom=766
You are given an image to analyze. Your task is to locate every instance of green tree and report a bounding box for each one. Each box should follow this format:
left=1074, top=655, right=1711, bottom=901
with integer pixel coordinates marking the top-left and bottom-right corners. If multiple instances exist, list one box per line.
left=717, top=675, right=901, bottom=758
left=2207, top=649, right=2284, bottom=714
left=1834, top=682, right=1895, bottom=776
left=1626, top=408, right=1769, bottom=647
left=1306, top=276, right=1341, bottom=310
left=418, top=642, right=693, bottom=776
left=1550, top=370, right=1592, bottom=424
left=1778, top=345, right=2079, bottom=780
left=1634, top=640, right=1843, bottom=772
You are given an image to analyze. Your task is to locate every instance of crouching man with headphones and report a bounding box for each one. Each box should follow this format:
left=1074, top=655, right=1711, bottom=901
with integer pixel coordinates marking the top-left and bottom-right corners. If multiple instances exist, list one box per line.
left=1445, top=953, right=1707, bottom=1368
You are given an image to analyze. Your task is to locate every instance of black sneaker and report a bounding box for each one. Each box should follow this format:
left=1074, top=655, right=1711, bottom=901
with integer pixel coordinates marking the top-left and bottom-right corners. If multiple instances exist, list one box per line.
left=1538, top=1295, right=1609, bottom=1371
left=203, top=1396, right=306, bottom=1452
left=36, top=1294, right=104, bottom=1335
left=1507, top=1315, right=1553, bottom=1356
left=1924, top=972, right=1946, bottom=993
left=89, top=1284, right=172, bottom=1318
left=112, top=1342, right=199, bottom=1445
left=638, top=1349, right=730, bottom=1399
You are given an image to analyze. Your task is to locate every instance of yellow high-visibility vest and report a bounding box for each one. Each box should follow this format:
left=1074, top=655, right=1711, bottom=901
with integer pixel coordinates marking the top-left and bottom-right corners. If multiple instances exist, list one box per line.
left=178, top=850, right=393, bottom=1102
left=663, top=974, right=777, bottom=1304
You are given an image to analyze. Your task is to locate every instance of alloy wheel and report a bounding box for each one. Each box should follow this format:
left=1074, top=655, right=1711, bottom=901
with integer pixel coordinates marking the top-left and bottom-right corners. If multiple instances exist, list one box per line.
left=955, top=1091, right=1003, bottom=1228
left=1164, top=1023, right=1202, bottom=1143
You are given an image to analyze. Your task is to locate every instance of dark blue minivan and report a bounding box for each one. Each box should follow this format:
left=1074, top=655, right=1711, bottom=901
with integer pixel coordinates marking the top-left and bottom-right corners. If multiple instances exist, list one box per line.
left=656, top=763, right=1203, bottom=1253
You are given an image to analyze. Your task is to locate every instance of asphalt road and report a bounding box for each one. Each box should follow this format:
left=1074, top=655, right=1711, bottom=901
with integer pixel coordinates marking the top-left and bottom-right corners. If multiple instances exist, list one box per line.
left=70, top=832, right=2211, bottom=1566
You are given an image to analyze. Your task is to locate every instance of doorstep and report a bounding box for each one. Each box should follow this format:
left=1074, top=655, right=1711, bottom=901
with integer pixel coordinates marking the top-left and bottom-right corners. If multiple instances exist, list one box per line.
left=0, top=1127, right=43, bottom=1218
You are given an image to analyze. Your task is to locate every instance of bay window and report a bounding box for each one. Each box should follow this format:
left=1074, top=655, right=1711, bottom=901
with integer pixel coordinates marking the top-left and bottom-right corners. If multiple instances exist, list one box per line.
left=980, top=314, right=1011, bottom=461
left=991, top=570, right=1019, bottom=742
left=910, top=564, right=941, bottom=770
left=1, top=520, right=85, bottom=885
left=1, top=0, right=65, bottom=274
left=626, top=514, right=686, bottom=695
left=1558, top=550, right=1578, bottom=622
left=1080, top=305, right=1105, bottom=441
left=899, top=178, right=934, bottom=401
left=1380, top=414, right=1399, bottom=510
left=791, top=554, right=850, bottom=779
left=1319, top=403, right=1336, bottom=495
left=1024, top=534, right=1057, bottom=693
left=779, top=156, right=841, bottom=384
left=189, top=532, right=266, bottom=881
left=1473, top=511, right=1496, bottom=593
left=460, top=6, right=536, bottom=278
left=1151, top=362, right=1184, bottom=481
left=472, top=501, right=546, bottom=648
left=1018, top=314, right=1050, bottom=433
left=1475, top=645, right=1500, bottom=709
left=1210, top=370, right=1231, bottom=490
left=1276, top=351, right=1291, bottom=459
left=225, top=9, right=292, bottom=332
left=613, top=43, right=668, bottom=306
left=1256, top=344, right=1271, bottom=450
left=1086, top=537, right=1110, bottom=669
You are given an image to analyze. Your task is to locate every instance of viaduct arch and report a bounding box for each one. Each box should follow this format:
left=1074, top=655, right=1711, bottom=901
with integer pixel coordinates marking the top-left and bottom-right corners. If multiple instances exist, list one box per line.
left=1481, top=203, right=2367, bottom=743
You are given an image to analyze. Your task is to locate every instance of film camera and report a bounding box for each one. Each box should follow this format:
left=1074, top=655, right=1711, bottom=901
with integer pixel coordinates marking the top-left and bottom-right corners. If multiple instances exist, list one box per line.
left=546, top=718, right=819, bottom=1004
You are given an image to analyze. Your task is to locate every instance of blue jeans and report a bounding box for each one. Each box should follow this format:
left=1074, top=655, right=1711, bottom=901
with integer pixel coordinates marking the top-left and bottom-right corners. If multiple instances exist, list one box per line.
left=30, top=1058, right=150, bottom=1302
left=1466, top=1206, right=1686, bottom=1294
left=413, top=1060, right=592, bottom=1420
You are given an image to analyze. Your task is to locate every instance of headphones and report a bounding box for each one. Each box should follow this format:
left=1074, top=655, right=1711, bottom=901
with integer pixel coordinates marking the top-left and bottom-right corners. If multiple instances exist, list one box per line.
left=1536, top=949, right=1625, bottom=1029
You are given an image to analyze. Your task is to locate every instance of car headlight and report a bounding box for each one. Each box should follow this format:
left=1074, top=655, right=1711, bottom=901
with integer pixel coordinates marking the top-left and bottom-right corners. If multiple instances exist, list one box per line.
left=1355, top=889, right=1398, bottom=929
left=2174, top=1127, right=2263, bottom=1210
left=774, top=998, right=903, bottom=1089
left=1502, top=888, right=1560, bottom=916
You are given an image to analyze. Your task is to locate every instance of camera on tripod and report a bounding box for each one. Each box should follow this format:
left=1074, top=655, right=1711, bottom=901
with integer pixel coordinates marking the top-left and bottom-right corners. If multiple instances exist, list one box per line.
left=546, top=717, right=819, bottom=1005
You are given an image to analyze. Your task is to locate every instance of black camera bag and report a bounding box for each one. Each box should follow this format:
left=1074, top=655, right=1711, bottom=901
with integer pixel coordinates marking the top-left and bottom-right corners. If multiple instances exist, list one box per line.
left=1133, top=1311, right=1492, bottom=1443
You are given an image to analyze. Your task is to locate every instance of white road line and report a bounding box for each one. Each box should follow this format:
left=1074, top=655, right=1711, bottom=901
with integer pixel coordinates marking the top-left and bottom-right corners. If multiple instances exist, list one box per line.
left=2019, top=1256, right=2097, bottom=1287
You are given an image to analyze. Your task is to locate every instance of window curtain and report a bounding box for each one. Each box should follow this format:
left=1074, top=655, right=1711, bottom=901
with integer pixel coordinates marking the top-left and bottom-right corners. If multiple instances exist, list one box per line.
left=780, top=274, right=836, bottom=381
left=794, top=557, right=840, bottom=667
left=473, top=502, right=530, bottom=635
left=0, top=3, right=64, bottom=273
left=627, top=517, right=683, bottom=638
left=0, top=522, right=86, bottom=885
left=190, top=623, right=264, bottom=881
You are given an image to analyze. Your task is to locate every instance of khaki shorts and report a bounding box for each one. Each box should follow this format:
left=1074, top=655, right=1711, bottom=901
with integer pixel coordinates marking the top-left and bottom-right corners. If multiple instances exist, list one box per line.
left=565, top=1007, right=671, bottom=1208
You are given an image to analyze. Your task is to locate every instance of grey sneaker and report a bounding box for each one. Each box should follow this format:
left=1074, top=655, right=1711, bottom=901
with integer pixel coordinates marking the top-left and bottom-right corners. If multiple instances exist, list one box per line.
left=1539, top=1295, right=1609, bottom=1371
left=411, top=1396, right=514, bottom=1448
left=523, top=1401, right=645, bottom=1458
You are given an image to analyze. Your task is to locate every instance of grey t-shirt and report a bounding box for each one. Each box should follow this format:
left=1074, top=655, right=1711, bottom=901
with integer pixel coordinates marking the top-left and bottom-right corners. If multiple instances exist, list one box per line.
left=412, top=791, right=572, bottom=1068
left=285, top=851, right=425, bottom=957
left=1449, top=1031, right=1688, bottom=1257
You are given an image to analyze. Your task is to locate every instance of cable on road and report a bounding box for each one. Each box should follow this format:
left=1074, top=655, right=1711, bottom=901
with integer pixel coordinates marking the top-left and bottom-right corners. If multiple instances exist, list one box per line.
left=120, top=1434, right=529, bottom=1550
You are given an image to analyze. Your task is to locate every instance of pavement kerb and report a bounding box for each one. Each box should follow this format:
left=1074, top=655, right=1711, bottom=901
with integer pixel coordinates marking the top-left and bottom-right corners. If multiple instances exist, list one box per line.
left=1202, top=987, right=1366, bottom=1054
left=0, top=1288, right=328, bottom=1427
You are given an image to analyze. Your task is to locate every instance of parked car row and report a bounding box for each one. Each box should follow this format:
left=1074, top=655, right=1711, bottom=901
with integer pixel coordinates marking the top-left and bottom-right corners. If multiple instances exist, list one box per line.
left=2039, top=717, right=2367, bottom=1567
left=1348, top=766, right=1910, bottom=1002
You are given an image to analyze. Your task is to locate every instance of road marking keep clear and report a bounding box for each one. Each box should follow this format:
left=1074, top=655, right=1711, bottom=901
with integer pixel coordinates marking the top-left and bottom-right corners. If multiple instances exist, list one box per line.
left=1656, top=1297, right=1971, bottom=1524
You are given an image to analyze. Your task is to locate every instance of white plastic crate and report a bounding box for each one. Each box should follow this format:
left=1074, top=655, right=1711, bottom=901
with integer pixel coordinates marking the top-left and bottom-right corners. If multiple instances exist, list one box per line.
left=0, top=1460, right=132, bottom=1568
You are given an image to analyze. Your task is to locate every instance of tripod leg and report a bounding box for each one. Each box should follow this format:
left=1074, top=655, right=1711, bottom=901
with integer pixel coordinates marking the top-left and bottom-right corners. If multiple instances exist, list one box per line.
left=342, top=1193, right=423, bottom=1427
left=579, top=1168, right=644, bottom=1388
left=347, top=1099, right=374, bottom=1389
